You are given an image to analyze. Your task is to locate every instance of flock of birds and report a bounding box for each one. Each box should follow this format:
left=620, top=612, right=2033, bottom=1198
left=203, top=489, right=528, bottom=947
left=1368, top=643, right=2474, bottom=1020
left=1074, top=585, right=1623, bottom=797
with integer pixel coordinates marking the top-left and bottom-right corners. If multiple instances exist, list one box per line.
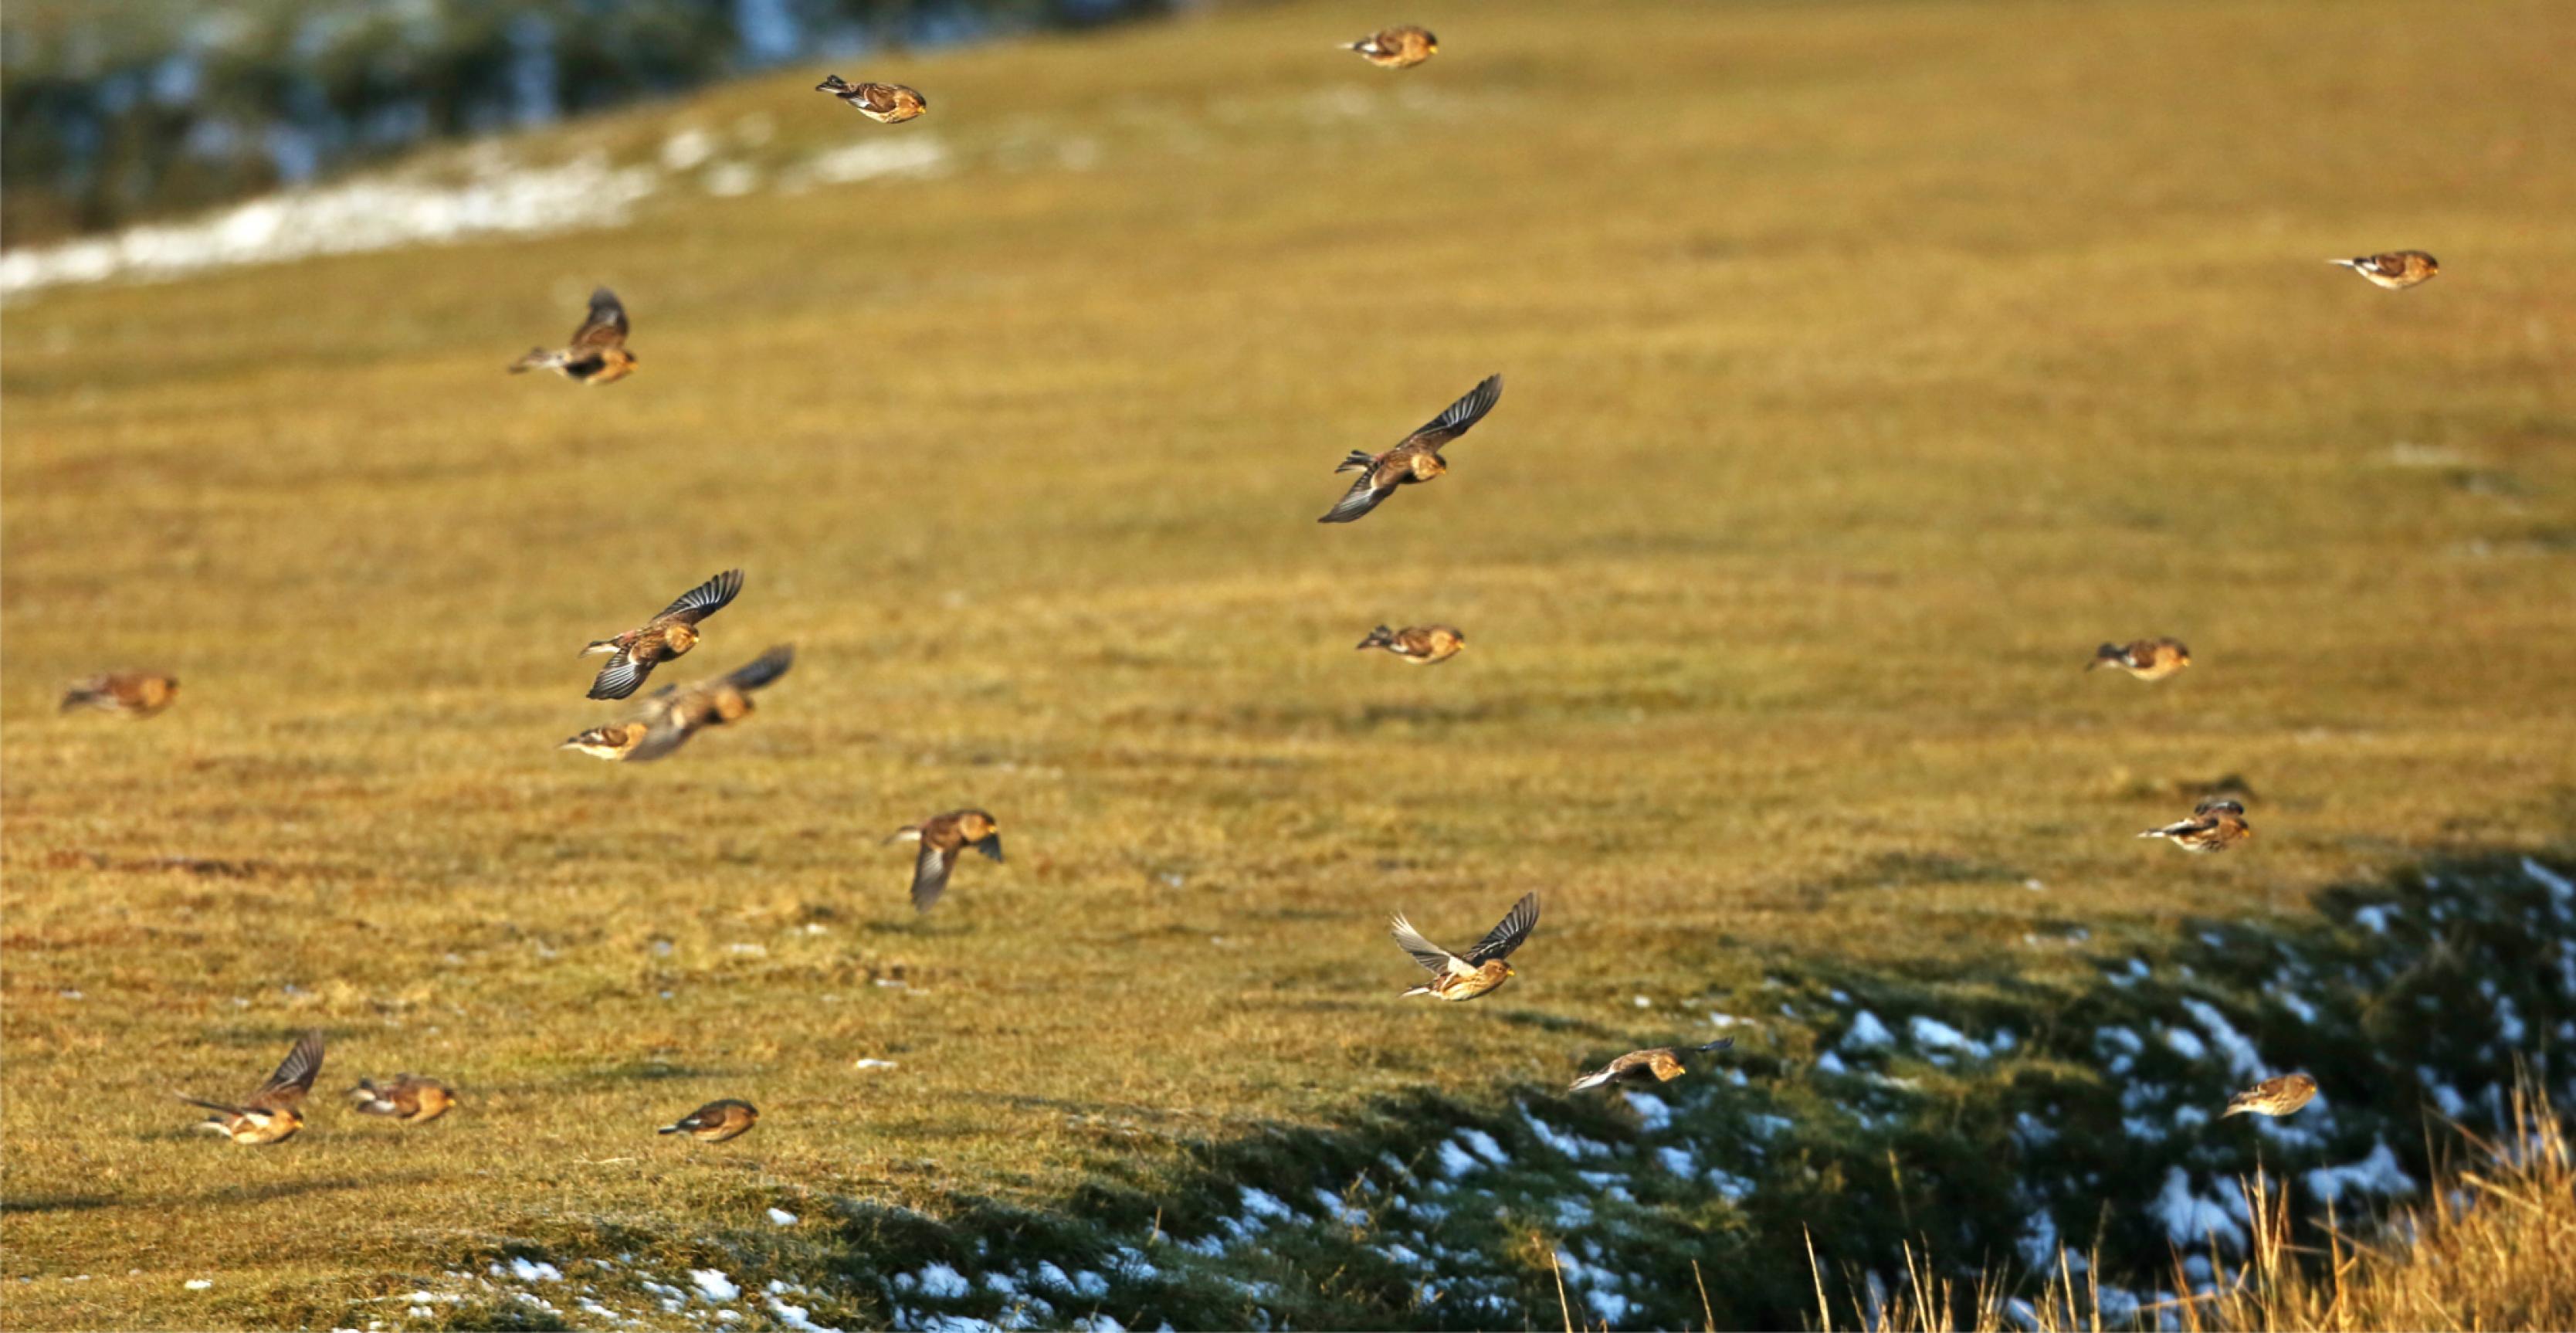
left=56, top=19, right=2423, bottom=1147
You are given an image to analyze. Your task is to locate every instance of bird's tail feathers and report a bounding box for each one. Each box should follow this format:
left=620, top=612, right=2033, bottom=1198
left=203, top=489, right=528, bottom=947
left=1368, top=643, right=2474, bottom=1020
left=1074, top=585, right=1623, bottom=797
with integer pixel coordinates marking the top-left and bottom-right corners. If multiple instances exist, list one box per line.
left=1399, top=983, right=1434, bottom=998
left=1334, top=450, right=1375, bottom=474
left=2327, top=257, right=2364, bottom=269
left=1567, top=1069, right=1613, bottom=1091
left=656, top=1124, right=684, bottom=1135
left=2086, top=643, right=2124, bottom=670
left=884, top=826, right=923, bottom=845
left=580, top=639, right=619, bottom=657
left=59, top=690, right=99, bottom=712
left=1357, top=625, right=1396, bottom=650
left=510, top=348, right=558, bottom=373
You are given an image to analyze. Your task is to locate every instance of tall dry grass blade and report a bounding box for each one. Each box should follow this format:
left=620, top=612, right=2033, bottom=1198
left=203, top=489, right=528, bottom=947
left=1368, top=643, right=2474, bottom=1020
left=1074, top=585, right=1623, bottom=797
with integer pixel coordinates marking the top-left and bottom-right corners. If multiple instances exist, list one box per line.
left=1807, top=1226, right=1835, bottom=1333
left=1545, top=1236, right=1575, bottom=1333
left=1692, top=1257, right=1717, bottom=1333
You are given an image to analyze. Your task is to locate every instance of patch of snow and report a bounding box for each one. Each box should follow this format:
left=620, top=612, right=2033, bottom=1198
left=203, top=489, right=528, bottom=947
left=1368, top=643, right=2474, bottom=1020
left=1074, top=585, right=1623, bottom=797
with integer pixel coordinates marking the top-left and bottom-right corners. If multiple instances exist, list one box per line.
left=1815, top=1050, right=1849, bottom=1074
left=1072, top=1270, right=1110, bottom=1299
left=2271, top=987, right=2319, bottom=1023
left=2017, top=1209, right=2058, bottom=1268
left=1457, top=1128, right=1509, bottom=1166
left=1238, top=1186, right=1293, bottom=1223
left=2353, top=904, right=2395, bottom=934
left=1434, top=1138, right=1480, bottom=1178
left=185, top=1280, right=213, bottom=1291
left=2524, top=857, right=2573, bottom=913
left=1552, top=1196, right=1595, bottom=1230
left=1656, top=1145, right=1699, bottom=1176
left=768, top=1208, right=798, bottom=1226
left=912, top=1264, right=971, bottom=1300
left=1634, top=995, right=1653, bottom=1008
left=1842, top=1010, right=1896, bottom=1049
left=2149, top=1168, right=2247, bottom=1250
left=779, top=137, right=952, bottom=192
left=2180, top=998, right=2264, bottom=1080
left=690, top=1270, right=740, bottom=1303
left=1704, top=1168, right=1757, bottom=1200
left=2161, top=1026, right=2208, bottom=1061
left=1909, top=1016, right=1985, bottom=1058
left=1707, top=1012, right=1747, bottom=1028
left=1621, top=1091, right=1673, bottom=1131
left=766, top=1296, right=836, bottom=1332
left=1586, top=1290, right=1632, bottom=1324
left=852, top=1058, right=899, bottom=1070
left=2306, top=1141, right=2416, bottom=1206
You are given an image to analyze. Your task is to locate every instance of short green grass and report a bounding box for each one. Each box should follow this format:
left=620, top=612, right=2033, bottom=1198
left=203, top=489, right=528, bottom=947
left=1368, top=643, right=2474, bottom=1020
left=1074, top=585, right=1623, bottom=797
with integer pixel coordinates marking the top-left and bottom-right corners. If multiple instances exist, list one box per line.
left=5, top=0, right=2574, bottom=1327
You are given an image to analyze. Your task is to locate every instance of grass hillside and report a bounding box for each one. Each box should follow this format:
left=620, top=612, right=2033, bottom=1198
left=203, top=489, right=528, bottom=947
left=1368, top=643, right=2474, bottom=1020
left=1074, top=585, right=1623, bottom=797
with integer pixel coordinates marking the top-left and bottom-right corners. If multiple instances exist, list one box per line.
left=5, top=0, right=2574, bottom=1327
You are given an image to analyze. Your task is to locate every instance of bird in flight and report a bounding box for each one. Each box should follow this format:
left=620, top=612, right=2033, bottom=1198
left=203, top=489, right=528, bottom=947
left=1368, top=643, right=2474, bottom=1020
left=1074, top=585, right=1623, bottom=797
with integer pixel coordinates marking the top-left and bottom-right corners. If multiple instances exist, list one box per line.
left=346, top=1074, right=457, bottom=1124
left=2328, top=251, right=2438, bottom=290
left=2139, top=797, right=2252, bottom=853
left=1345, top=25, right=1437, bottom=69
left=60, top=672, right=179, bottom=718
left=887, top=810, right=1005, bottom=913
left=1388, top=891, right=1539, bottom=1002
left=582, top=568, right=745, bottom=700
left=2222, top=1073, right=2317, bottom=1118
left=510, top=287, right=638, bottom=384
left=1319, top=375, right=1503, bottom=523
left=815, top=75, right=927, bottom=124
left=659, top=1099, right=759, bottom=1142
left=1568, top=1040, right=1737, bottom=1091
left=1357, top=624, right=1466, bottom=664
left=2087, top=637, right=2191, bottom=681
left=181, top=1031, right=324, bottom=1145
left=560, top=644, right=795, bottom=762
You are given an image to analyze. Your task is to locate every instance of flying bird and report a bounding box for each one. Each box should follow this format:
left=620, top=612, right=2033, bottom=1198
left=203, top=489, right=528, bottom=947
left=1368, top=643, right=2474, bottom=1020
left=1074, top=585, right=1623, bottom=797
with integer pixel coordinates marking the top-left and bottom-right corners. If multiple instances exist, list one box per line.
left=815, top=75, right=927, bottom=124
left=2087, top=638, right=2191, bottom=681
left=582, top=568, right=745, bottom=700
left=1345, top=25, right=1437, bottom=69
left=887, top=809, right=1004, bottom=912
left=181, top=1030, right=324, bottom=1145
left=1357, top=625, right=1466, bottom=664
left=659, top=1099, right=758, bottom=1142
left=1568, top=1040, right=1736, bottom=1092
left=347, top=1074, right=456, bottom=1124
left=1388, top=891, right=1539, bottom=1002
left=2139, top=797, right=2252, bottom=853
left=510, top=287, right=638, bottom=384
left=60, top=672, right=179, bottom=718
left=2222, top=1073, right=2317, bottom=1118
left=2328, top=251, right=2439, bottom=290
left=1319, top=375, right=1503, bottom=523
left=559, top=644, right=795, bottom=763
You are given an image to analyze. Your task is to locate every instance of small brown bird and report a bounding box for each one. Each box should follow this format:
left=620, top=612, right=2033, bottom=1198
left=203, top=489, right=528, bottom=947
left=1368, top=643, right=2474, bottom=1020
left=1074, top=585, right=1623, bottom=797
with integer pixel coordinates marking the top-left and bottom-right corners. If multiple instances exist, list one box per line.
left=181, top=1030, right=324, bottom=1145
left=558, top=644, right=795, bottom=763
left=1569, top=1039, right=1736, bottom=1092
left=582, top=568, right=745, bottom=700
left=1389, top=891, right=1539, bottom=1002
left=2087, top=638, right=2191, bottom=680
left=2139, top=797, right=2252, bottom=853
left=887, top=809, right=1004, bottom=912
left=2222, top=1073, right=2318, bottom=1118
left=1320, top=375, right=1503, bottom=524
left=1357, top=625, right=1466, bottom=664
left=659, top=1099, right=758, bottom=1142
left=59, top=672, right=180, bottom=718
left=1345, top=25, right=1437, bottom=69
left=509, top=287, right=637, bottom=384
left=346, top=1074, right=457, bottom=1124
left=815, top=75, right=927, bottom=124
left=2328, top=251, right=2439, bottom=290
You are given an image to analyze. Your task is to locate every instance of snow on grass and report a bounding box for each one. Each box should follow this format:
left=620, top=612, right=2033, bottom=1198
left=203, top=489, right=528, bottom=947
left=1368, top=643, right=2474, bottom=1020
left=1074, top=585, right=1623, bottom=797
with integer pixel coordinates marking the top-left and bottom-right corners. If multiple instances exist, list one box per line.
left=2161, top=1026, right=2208, bottom=1061
left=1704, top=1167, right=1757, bottom=1200
left=767, top=1208, right=798, bottom=1226
left=1433, top=1138, right=1480, bottom=1178
left=690, top=1270, right=741, bottom=1302
left=2352, top=904, right=2396, bottom=934
left=1815, top=1050, right=1849, bottom=1074
left=2, top=152, right=659, bottom=300
left=2178, top=997, right=2263, bottom=1080
left=2148, top=1168, right=2247, bottom=1250
left=766, top=1296, right=838, bottom=1331
left=911, top=1264, right=971, bottom=1300
left=1620, top=1090, right=1673, bottom=1131
left=1908, top=1015, right=1987, bottom=1060
left=1457, top=1128, right=1509, bottom=1166
left=2305, top=1141, right=2416, bottom=1206
left=1238, top=1186, right=1294, bottom=1223
left=1518, top=1106, right=1603, bottom=1158
left=778, top=137, right=952, bottom=192
left=500, top=1258, right=563, bottom=1283
left=2016, top=1209, right=2059, bottom=1268
left=1656, top=1145, right=1699, bottom=1176
left=2523, top=857, right=2573, bottom=913
left=1842, top=1010, right=1896, bottom=1049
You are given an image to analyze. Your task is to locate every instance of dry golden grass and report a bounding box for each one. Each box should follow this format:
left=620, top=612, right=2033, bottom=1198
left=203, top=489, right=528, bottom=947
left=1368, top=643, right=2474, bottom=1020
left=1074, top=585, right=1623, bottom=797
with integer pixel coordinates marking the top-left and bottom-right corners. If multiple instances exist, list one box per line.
left=5, top=0, right=2574, bottom=1327
left=1824, top=1083, right=2575, bottom=1333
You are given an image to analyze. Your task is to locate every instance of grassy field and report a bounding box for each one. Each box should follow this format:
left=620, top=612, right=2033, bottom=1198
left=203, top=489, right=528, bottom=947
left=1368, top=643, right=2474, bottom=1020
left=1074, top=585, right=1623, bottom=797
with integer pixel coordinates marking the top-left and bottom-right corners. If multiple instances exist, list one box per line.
left=5, top=0, right=2575, bottom=1327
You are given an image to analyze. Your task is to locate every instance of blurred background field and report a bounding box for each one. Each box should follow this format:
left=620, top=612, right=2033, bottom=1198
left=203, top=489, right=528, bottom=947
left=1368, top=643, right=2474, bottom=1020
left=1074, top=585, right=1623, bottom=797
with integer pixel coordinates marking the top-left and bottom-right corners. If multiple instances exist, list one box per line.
left=3, top=0, right=2574, bottom=1327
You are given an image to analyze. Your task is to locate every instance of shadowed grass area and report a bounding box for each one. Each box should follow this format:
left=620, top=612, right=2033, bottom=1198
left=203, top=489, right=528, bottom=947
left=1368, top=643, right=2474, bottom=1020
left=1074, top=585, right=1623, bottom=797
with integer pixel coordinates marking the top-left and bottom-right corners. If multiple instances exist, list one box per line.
left=4, top=0, right=2574, bottom=1326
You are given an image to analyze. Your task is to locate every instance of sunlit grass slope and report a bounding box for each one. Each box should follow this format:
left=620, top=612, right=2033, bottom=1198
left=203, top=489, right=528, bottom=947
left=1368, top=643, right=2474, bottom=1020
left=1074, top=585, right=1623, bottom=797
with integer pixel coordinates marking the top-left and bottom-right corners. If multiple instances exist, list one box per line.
left=5, top=0, right=2574, bottom=1326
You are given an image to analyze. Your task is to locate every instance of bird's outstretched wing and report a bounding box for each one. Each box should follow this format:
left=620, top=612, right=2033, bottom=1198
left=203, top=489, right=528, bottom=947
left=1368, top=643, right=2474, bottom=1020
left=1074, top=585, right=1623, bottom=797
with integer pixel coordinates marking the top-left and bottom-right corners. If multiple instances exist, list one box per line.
left=589, top=651, right=652, bottom=700
left=720, top=644, right=796, bottom=693
left=1319, top=470, right=1396, bottom=524
left=911, top=841, right=956, bottom=912
left=1398, top=374, right=1503, bottom=450
left=1388, top=913, right=1473, bottom=977
left=1464, top=891, right=1539, bottom=964
left=573, top=288, right=629, bottom=349
left=656, top=568, right=744, bottom=625
left=248, top=1031, right=325, bottom=1110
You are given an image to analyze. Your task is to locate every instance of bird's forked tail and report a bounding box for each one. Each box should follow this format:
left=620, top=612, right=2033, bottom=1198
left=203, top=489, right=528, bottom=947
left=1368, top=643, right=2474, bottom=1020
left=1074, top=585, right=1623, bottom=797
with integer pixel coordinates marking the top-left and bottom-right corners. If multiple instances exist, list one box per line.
left=1357, top=625, right=1396, bottom=651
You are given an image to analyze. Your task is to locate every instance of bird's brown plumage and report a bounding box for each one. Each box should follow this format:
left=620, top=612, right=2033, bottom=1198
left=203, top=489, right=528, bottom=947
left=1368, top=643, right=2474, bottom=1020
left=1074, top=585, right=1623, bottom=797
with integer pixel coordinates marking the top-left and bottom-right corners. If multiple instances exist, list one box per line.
left=2329, top=251, right=2439, bottom=290
left=60, top=672, right=180, bottom=717
left=583, top=568, right=745, bottom=700
left=815, top=75, right=927, bottom=124
left=510, top=287, right=638, bottom=383
left=2139, top=797, right=2252, bottom=853
left=1347, top=25, right=1437, bottom=69
left=659, top=1099, right=759, bottom=1142
left=1357, top=624, right=1466, bottom=664
left=182, top=1030, right=324, bottom=1145
left=2087, top=637, right=2191, bottom=680
left=1320, top=375, right=1503, bottom=523
left=890, top=809, right=1004, bottom=912
left=1568, top=1040, right=1734, bottom=1091
left=347, top=1074, right=456, bottom=1124
left=2222, top=1073, right=2317, bottom=1118
left=1389, top=891, right=1539, bottom=1002
left=560, top=645, right=794, bottom=763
